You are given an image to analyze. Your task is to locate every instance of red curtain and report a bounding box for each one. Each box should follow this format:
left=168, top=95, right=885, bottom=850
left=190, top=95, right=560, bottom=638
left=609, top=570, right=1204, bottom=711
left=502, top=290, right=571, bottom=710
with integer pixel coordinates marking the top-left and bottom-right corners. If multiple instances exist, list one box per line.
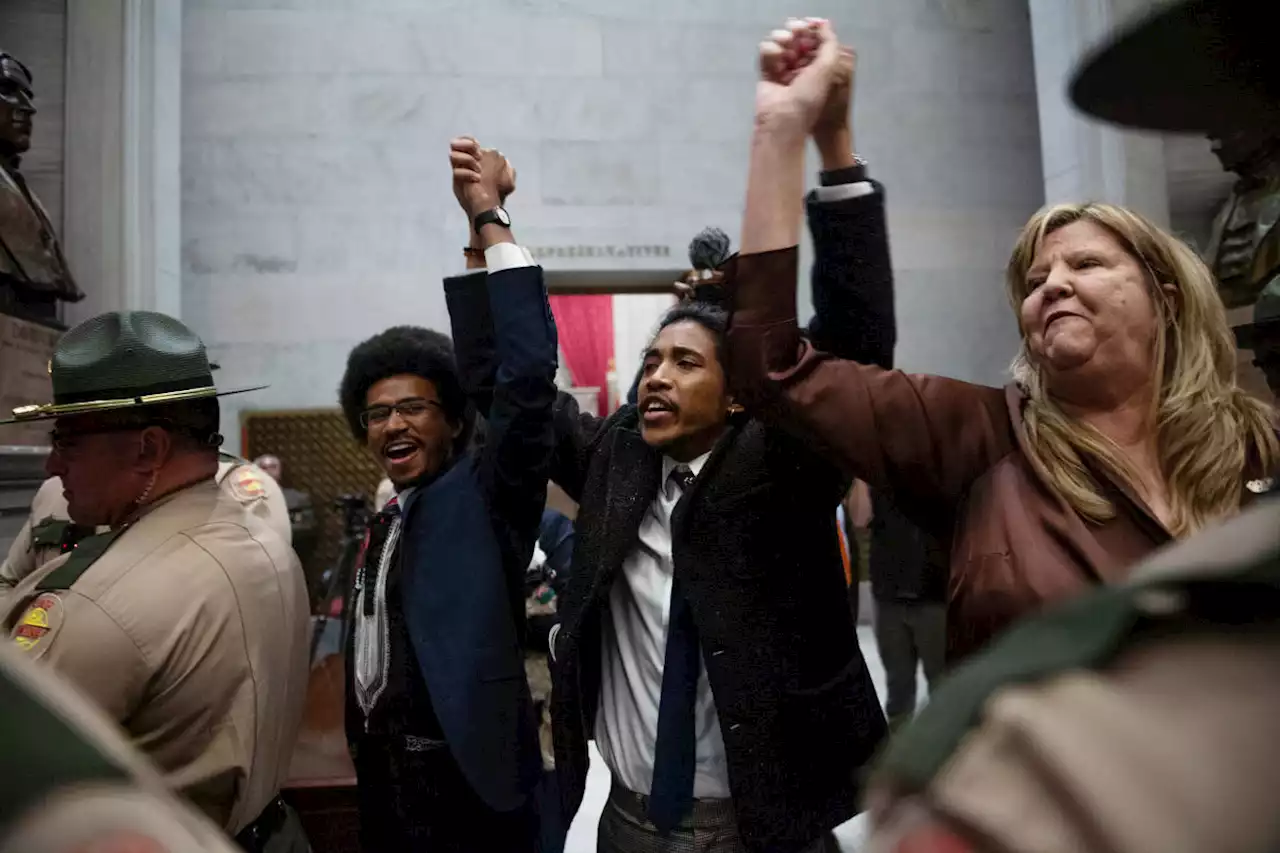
left=549, top=294, right=614, bottom=416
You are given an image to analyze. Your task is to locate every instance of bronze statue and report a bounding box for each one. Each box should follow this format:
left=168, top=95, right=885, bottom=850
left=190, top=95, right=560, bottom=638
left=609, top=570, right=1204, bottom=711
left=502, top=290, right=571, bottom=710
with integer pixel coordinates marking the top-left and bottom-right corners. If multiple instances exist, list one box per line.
left=0, top=51, right=82, bottom=323
left=1204, top=129, right=1280, bottom=308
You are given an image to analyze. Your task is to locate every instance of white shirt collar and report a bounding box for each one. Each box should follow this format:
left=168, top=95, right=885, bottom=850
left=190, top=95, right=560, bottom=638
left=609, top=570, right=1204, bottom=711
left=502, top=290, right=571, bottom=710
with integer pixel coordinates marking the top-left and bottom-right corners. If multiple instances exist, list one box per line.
left=662, top=451, right=711, bottom=482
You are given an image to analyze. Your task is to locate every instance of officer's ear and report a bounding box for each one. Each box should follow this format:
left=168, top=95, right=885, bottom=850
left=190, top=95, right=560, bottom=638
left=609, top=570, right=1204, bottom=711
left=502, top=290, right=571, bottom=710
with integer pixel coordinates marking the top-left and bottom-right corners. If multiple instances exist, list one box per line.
left=136, top=426, right=173, bottom=470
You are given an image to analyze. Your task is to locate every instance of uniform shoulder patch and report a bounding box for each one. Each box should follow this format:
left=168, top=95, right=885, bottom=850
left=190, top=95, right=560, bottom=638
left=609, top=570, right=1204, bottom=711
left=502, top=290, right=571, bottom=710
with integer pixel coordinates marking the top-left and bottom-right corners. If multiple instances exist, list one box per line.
left=226, top=466, right=266, bottom=502
left=12, top=592, right=64, bottom=656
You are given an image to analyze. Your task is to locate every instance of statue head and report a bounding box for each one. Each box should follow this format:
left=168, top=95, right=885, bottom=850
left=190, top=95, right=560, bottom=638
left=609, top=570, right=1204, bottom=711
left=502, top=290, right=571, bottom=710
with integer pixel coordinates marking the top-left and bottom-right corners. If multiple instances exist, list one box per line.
left=1210, top=128, right=1280, bottom=182
left=0, top=52, right=35, bottom=158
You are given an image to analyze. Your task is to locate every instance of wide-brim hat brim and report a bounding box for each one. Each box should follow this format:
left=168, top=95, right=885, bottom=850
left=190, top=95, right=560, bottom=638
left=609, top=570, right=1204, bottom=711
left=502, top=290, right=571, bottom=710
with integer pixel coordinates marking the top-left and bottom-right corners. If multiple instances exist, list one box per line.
left=0, top=384, right=266, bottom=426
left=1069, top=0, right=1279, bottom=133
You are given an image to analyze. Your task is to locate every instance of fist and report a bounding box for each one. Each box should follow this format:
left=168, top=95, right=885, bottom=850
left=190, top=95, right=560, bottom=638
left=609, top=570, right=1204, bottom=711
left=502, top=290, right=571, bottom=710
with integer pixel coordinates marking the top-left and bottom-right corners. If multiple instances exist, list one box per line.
left=756, top=18, right=846, bottom=133
left=449, top=137, right=516, bottom=219
left=815, top=45, right=856, bottom=135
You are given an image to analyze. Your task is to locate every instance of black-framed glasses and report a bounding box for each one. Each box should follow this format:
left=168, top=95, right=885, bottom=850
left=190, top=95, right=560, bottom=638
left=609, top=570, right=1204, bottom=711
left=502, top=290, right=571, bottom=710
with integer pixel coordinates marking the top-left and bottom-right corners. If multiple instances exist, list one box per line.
left=359, top=398, right=444, bottom=428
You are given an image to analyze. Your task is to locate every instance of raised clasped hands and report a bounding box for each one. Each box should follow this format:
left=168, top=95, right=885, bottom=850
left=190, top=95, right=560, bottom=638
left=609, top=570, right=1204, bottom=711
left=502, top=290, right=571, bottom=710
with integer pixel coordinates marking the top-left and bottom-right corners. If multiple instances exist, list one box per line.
left=755, top=18, right=849, bottom=139
left=449, top=136, right=517, bottom=220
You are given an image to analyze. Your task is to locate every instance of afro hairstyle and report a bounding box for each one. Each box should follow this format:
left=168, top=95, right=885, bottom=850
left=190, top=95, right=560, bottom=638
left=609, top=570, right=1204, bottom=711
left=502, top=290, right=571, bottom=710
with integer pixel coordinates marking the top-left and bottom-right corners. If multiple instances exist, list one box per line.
left=338, top=325, right=473, bottom=453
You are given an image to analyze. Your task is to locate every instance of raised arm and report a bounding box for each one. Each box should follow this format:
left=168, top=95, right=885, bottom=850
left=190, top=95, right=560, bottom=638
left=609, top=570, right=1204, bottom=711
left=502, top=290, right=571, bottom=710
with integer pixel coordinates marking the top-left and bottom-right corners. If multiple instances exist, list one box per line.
left=804, top=40, right=895, bottom=369
left=805, top=182, right=895, bottom=368
left=728, top=23, right=1015, bottom=537
left=443, top=141, right=608, bottom=505
left=446, top=139, right=559, bottom=619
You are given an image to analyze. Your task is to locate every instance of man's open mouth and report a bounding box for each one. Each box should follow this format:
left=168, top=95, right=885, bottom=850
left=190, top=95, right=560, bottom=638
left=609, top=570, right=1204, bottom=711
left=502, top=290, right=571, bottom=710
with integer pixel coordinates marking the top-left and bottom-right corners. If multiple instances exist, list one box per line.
left=641, top=397, right=677, bottom=425
left=383, top=440, right=419, bottom=462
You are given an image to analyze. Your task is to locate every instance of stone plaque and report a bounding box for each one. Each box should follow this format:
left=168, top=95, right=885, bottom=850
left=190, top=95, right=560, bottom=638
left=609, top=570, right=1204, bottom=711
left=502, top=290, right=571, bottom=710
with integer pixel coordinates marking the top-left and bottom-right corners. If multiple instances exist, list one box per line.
left=0, top=312, right=57, bottom=446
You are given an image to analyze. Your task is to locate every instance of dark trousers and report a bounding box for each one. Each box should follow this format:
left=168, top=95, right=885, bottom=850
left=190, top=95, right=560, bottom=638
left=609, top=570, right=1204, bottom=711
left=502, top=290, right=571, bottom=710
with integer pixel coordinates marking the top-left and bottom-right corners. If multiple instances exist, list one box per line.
left=235, top=798, right=311, bottom=853
left=353, top=735, right=537, bottom=853
left=597, top=779, right=841, bottom=853
left=873, top=600, right=946, bottom=722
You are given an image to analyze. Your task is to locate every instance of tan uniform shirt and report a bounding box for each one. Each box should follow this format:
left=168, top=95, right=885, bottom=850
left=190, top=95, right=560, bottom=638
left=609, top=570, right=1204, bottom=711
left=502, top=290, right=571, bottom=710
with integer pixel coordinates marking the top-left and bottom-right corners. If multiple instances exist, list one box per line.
left=0, top=458, right=290, bottom=590
left=0, top=476, right=73, bottom=588
left=215, top=457, right=292, bottom=545
left=0, top=643, right=242, bottom=853
left=1, top=479, right=310, bottom=834
left=867, top=499, right=1280, bottom=853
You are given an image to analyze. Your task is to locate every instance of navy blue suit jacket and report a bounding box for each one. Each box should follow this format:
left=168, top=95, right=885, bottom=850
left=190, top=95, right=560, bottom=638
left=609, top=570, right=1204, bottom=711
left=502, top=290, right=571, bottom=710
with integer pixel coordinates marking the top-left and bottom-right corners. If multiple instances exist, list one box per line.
left=397, top=263, right=558, bottom=813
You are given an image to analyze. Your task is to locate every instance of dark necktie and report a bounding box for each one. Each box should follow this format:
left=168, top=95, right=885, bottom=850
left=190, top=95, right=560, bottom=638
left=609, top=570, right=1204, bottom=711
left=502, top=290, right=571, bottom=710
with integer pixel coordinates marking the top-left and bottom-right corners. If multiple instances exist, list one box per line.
left=648, top=465, right=700, bottom=834
left=359, top=497, right=400, bottom=617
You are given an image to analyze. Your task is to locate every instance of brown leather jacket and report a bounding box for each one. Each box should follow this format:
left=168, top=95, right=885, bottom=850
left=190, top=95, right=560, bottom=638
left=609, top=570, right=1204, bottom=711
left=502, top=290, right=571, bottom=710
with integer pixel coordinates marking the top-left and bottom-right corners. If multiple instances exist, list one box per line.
left=727, top=247, right=1275, bottom=664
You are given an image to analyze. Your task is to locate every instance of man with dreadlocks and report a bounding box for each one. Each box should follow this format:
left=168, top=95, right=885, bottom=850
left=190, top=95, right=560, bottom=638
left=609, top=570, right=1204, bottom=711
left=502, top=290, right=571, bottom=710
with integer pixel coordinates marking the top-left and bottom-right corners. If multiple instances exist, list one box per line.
left=623, top=227, right=736, bottom=406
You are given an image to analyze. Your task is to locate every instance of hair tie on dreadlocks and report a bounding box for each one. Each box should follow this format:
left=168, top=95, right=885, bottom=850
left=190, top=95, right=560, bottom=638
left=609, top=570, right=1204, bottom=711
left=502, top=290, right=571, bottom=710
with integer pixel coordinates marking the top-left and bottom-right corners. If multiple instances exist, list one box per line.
left=688, top=227, right=731, bottom=271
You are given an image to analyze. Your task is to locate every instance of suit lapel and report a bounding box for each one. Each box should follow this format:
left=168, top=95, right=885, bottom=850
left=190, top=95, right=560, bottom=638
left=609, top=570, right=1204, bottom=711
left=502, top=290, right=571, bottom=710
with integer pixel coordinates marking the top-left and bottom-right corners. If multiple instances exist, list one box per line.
left=673, top=419, right=750, bottom=514
left=587, top=426, right=662, bottom=603
left=0, top=164, right=21, bottom=197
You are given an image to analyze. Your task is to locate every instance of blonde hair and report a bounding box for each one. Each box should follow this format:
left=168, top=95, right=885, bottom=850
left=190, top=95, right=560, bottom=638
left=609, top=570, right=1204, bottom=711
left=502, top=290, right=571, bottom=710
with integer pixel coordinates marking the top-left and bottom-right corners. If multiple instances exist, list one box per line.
left=1005, top=202, right=1277, bottom=537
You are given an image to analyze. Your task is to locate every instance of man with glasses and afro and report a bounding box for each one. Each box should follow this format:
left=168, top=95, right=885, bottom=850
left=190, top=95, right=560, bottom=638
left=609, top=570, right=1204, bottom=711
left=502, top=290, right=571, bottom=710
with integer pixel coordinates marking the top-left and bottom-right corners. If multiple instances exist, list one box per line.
left=336, top=138, right=558, bottom=851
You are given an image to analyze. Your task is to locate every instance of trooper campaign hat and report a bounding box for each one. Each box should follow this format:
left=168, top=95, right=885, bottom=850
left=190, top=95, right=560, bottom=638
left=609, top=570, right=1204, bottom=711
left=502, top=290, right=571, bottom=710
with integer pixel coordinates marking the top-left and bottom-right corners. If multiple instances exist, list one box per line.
left=1069, top=0, right=1278, bottom=134
left=1, top=310, right=262, bottom=424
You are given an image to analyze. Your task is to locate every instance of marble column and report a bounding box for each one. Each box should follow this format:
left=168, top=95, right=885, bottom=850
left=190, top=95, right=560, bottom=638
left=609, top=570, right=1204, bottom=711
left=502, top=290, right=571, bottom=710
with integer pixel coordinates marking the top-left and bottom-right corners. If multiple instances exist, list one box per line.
left=63, top=0, right=181, bottom=325
left=1028, top=0, right=1170, bottom=227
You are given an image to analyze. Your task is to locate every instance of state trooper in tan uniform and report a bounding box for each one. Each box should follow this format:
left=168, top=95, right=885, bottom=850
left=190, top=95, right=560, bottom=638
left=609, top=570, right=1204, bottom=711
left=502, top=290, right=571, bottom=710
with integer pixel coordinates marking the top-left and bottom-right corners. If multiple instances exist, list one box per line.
left=1, top=454, right=290, bottom=590
left=0, top=641, right=247, bottom=853
left=0, top=310, right=311, bottom=852
left=864, top=3, right=1280, bottom=850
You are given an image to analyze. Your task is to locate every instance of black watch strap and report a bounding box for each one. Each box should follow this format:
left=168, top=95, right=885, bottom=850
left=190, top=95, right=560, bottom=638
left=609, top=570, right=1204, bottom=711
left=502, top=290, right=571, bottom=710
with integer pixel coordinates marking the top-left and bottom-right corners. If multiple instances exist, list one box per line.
left=473, top=207, right=510, bottom=234
left=820, top=163, right=869, bottom=186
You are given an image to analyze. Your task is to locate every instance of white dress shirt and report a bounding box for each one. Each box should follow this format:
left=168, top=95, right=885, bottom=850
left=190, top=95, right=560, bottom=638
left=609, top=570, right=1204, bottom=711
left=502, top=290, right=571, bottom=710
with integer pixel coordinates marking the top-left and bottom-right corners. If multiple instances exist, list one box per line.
left=456, top=240, right=535, bottom=277
left=812, top=181, right=874, bottom=203
left=594, top=451, right=732, bottom=799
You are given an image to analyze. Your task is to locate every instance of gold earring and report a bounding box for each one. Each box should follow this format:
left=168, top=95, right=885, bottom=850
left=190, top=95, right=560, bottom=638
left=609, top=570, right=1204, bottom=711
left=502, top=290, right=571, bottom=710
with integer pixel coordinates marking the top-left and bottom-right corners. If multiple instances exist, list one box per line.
left=727, top=402, right=744, bottom=415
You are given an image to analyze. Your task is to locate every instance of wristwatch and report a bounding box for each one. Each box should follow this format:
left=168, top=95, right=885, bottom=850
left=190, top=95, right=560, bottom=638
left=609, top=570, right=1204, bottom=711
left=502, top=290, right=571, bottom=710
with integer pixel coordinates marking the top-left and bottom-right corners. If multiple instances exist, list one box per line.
left=820, top=154, right=869, bottom=186
left=473, top=206, right=511, bottom=234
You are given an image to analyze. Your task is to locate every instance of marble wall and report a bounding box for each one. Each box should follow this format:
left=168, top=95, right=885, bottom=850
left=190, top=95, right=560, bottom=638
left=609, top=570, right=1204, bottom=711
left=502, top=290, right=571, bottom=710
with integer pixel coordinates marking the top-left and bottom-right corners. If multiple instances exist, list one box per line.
left=181, top=0, right=1043, bottom=451
left=1027, top=0, right=1170, bottom=226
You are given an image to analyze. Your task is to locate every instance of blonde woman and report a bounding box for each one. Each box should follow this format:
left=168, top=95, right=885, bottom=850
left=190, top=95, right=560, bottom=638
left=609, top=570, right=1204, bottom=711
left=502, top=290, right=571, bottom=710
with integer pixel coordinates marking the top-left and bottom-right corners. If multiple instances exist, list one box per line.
left=726, top=19, right=1278, bottom=664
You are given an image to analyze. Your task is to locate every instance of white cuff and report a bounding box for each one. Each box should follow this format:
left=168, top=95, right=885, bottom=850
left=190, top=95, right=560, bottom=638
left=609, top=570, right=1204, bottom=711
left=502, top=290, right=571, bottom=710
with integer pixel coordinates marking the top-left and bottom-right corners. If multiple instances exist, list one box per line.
left=548, top=623, right=561, bottom=662
left=812, top=181, right=875, bottom=203
left=485, top=242, right=536, bottom=272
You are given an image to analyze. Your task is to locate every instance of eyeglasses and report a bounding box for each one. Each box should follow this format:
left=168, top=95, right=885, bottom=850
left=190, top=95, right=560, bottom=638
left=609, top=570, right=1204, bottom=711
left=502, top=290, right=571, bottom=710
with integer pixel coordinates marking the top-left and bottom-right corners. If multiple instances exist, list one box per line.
left=359, top=398, right=444, bottom=428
